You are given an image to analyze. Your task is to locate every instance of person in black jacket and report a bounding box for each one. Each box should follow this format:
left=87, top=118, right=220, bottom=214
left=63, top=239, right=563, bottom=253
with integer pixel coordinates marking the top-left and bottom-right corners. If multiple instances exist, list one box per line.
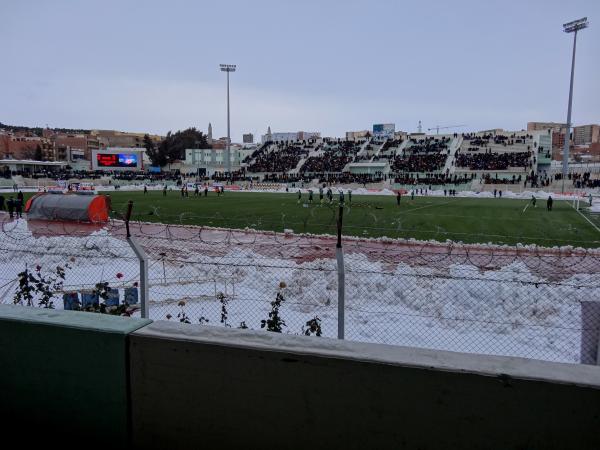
left=7, top=197, right=15, bottom=218
left=15, top=197, right=23, bottom=218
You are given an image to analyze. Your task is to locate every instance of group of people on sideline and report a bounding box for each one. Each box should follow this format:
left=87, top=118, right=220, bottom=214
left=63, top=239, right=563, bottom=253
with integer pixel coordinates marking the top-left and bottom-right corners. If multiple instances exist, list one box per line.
left=0, top=190, right=24, bottom=218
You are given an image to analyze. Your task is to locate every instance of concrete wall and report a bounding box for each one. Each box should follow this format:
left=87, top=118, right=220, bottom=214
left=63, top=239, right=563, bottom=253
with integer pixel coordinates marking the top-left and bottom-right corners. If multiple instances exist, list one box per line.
left=130, top=322, right=600, bottom=450
left=2, top=304, right=600, bottom=449
left=0, top=305, right=151, bottom=446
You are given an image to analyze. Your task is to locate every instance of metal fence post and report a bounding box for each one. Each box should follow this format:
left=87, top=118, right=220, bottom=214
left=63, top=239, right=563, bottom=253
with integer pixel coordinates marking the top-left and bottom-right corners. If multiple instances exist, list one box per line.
left=127, top=236, right=149, bottom=319
left=124, top=201, right=149, bottom=319
left=336, top=203, right=345, bottom=340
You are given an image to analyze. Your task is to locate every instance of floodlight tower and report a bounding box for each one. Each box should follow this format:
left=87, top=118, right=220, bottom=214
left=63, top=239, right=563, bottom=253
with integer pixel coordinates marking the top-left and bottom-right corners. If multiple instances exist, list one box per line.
left=220, top=64, right=236, bottom=176
left=561, top=17, right=588, bottom=193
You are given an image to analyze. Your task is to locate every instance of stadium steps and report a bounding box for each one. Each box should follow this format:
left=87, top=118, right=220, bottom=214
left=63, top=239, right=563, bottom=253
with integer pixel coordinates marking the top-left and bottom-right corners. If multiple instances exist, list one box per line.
left=396, top=140, right=409, bottom=156
left=355, top=138, right=372, bottom=157
left=444, top=136, right=462, bottom=174
left=290, top=155, right=309, bottom=174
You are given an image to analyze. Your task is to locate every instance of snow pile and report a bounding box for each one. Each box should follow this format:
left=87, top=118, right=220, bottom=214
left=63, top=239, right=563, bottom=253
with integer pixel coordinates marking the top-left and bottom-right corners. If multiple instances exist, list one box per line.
left=0, top=220, right=594, bottom=363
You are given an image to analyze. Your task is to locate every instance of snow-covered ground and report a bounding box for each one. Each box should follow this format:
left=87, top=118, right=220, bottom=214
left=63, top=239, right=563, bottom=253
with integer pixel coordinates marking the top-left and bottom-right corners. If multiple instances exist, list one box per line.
left=1, top=217, right=597, bottom=364
left=12, top=182, right=594, bottom=201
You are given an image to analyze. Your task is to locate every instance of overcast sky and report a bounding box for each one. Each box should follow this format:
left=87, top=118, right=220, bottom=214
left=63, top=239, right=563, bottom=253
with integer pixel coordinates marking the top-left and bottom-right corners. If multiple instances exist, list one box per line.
left=1, top=0, right=598, bottom=141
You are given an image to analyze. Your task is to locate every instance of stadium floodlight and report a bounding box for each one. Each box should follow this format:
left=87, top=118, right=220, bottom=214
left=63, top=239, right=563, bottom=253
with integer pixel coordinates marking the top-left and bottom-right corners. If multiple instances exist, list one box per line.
left=563, top=17, right=588, bottom=33
left=561, top=18, right=588, bottom=193
left=219, top=64, right=236, bottom=175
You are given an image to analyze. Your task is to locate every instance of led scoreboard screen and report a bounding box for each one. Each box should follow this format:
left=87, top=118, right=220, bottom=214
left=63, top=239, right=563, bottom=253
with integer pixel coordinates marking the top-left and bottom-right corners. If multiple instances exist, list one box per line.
left=96, top=153, right=138, bottom=168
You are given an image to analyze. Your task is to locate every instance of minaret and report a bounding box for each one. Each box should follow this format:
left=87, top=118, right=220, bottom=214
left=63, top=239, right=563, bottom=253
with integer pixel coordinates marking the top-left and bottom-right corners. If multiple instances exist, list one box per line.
left=267, top=126, right=272, bottom=140
left=207, top=122, right=213, bottom=145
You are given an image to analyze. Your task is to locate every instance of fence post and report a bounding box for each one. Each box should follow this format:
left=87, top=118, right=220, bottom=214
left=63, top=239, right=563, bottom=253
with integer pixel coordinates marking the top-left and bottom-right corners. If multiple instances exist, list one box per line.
left=336, top=203, right=345, bottom=340
left=580, top=300, right=600, bottom=365
left=124, top=201, right=149, bottom=319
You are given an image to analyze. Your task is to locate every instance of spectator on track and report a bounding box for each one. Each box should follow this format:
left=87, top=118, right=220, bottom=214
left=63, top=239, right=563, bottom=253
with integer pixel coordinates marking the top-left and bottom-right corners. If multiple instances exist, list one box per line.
left=7, top=197, right=14, bottom=218
left=15, top=197, right=22, bottom=218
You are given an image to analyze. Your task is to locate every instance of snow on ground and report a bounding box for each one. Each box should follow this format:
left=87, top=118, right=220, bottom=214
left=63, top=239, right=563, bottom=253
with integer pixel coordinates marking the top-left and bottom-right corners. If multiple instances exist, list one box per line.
left=14, top=182, right=593, bottom=201
left=0, top=217, right=596, bottom=364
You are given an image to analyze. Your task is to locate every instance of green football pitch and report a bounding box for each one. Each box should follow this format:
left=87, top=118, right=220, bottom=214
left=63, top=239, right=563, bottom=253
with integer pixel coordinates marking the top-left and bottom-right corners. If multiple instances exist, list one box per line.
left=98, top=190, right=600, bottom=248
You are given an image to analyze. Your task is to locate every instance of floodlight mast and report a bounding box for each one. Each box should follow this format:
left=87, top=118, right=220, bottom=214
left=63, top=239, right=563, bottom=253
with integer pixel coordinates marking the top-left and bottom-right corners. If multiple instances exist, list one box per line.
left=220, top=64, right=236, bottom=175
left=561, top=17, right=588, bottom=193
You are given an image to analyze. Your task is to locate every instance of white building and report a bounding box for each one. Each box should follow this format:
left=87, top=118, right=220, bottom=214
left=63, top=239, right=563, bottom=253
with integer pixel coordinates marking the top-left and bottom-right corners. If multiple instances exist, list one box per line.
left=261, top=131, right=321, bottom=143
left=184, top=145, right=256, bottom=176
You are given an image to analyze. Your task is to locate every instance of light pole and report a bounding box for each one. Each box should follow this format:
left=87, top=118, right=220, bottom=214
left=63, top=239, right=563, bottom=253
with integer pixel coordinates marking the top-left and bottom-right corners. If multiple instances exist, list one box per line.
left=220, top=64, right=236, bottom=176
left=561, top=17, right=588, bottom=193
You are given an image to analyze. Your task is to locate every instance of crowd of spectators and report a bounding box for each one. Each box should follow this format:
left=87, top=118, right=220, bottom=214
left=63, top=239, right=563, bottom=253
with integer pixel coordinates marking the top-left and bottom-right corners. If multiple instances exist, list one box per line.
left=559, top=171, right=600, bottom=189
left=482, top=174, right=524, bottom=185
left=1, top=168, right=184, bottom=182
left=462, top=133, right=533, bottom=148
left=455, top=151, right=532, bottom=170
left=394, top=173, right=474, bottom=186
left=407, top=137, right=450, bottom=154
left=379, top=138, right=404, bottom=153
left=246, top=143, right=309, bottom=173
left=392, top=154, right=447, bottom=173
left=300, top=153, right=353, bottom=173
left=314, top=172, right=385, bottom=185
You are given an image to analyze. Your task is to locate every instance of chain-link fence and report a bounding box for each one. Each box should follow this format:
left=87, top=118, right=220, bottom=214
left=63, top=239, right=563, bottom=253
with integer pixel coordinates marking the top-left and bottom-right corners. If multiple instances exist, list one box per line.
left=1, top=212, right=599, bottom=365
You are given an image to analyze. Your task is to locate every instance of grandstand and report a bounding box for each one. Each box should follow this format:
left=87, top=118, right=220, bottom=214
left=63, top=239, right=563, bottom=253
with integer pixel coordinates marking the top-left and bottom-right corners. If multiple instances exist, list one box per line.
left=453, top=132, right=537, bottom=187
left=1, top=129, right=597, bottom=193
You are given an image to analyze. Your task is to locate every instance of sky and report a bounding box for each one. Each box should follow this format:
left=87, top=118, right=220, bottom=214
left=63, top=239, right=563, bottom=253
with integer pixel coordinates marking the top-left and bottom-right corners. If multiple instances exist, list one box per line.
left=1, top=0, right=598, bottom=142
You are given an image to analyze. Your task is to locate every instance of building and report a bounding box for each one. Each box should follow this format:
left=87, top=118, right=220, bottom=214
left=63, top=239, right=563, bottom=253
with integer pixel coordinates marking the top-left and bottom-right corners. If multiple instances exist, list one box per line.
left=373, top=123, right=395, bottom=138
left=346, top=130, right=370, bottom=140
left=573, top=124, right=600, bottom=146
left=53, top=133, right=89, bottom=161
left=0, top=131, right=52, bottom=160
left=527, top=122, right=567, bottom=132
left=184, top=145, right=255, bottom=176
left=261, top=130, right=320, bottom=143
left=90, top=130, right=162, bottom=149
left=243, top=133, right=254, bottom=144
left=91, top=148, right=145, bottom=171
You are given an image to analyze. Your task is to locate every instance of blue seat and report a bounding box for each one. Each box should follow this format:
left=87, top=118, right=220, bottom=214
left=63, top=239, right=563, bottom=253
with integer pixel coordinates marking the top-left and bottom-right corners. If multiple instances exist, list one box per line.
left=105, top=289, right=120, bottom=307
left=81, top=292, right=99, bottom=308
left=124, top=287, right=138, bottom=305
left=63, top=292, right=80, bottom=310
